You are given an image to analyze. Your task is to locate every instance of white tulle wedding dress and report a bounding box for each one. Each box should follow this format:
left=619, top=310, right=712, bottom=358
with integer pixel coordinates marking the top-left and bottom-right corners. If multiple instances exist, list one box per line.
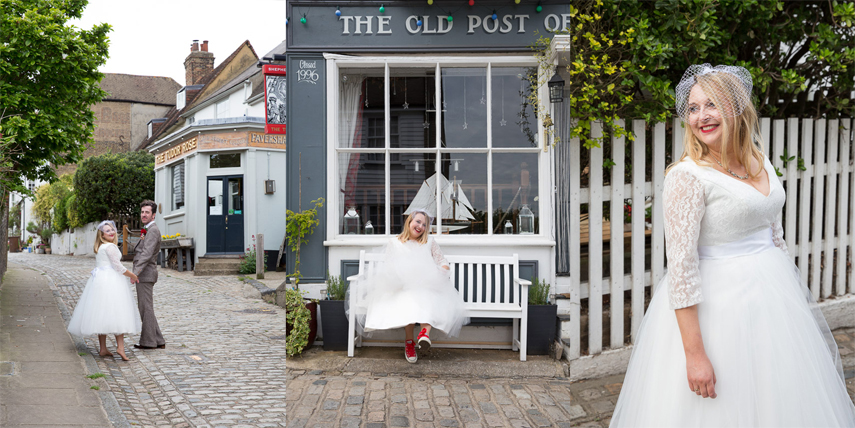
left=67, top=243, right=142, bottom=337
left=348, top=236, right=469, bottom=337
left=610, top=156, right=855, bottom=427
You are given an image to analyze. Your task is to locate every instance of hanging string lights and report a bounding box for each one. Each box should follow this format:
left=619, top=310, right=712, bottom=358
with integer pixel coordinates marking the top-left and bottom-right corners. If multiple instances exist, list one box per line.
left=379, top=4, right=385, bottom=13
left=335, top=6, right=341, bottom=17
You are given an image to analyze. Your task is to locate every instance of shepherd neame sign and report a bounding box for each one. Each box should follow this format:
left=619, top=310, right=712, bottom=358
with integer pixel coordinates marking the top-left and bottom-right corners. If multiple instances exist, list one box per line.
left=287, top=2, right=573, bottom=52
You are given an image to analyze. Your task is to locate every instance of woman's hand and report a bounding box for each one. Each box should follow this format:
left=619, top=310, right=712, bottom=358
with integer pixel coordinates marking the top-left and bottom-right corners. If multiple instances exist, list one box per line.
left=125, top=271, right=139, bottom=284
left=674, top=305, right=717, bottom=399
left=685, top=351, right=717, bottom=399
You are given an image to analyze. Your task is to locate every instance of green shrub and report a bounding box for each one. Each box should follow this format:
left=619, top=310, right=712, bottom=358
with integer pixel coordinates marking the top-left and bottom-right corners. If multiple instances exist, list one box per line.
left=285, top=287, right=311, bottom=357
left=528, top=277, right=551, bottom=305
left=326, top=273, right=348, bottom=301
left=238, top=236, right=267, bottom=274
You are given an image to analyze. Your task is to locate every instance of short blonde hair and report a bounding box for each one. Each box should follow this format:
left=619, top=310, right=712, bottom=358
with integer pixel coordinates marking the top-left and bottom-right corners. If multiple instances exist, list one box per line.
left=93, top=225, right=119, bottom=253
left=668, top=71, right=764, bottom=178
left=398, top=212, right=430, bottom=244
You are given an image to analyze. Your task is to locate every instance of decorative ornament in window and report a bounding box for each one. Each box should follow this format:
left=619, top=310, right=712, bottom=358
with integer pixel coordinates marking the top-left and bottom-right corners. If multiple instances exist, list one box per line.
left=342, top=206, right=361, bottom=234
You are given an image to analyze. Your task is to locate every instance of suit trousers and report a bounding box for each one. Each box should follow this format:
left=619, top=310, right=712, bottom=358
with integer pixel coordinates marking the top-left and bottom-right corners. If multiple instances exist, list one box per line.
left=135, top=282, right=165, bottom=347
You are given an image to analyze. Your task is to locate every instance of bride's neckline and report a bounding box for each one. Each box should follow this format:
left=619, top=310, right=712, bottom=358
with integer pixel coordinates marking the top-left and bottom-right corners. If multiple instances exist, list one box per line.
left=702, top=158, right=773, bottom=198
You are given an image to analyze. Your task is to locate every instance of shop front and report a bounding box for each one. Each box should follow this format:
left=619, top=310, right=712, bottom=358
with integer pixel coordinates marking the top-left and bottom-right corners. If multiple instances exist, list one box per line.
left=285, top=1, right=570, bottom=345
left=151, top=129, right=287, bottom=262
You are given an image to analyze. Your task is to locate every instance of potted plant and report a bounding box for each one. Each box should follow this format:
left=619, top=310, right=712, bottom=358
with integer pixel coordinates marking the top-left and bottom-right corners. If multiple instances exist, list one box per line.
left=527, top=277, right=557, bottom=355
left=284, top=198, right=325, bottom=349
left=39, top=226, right=54, bottom=255
left=319, top=273, right=349, bottom=351
left=285, top=287, right=312, bottom=357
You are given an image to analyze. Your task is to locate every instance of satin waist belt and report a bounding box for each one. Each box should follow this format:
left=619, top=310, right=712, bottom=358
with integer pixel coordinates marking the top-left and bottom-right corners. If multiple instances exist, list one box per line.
left=698, top=228, right=774, bottom=260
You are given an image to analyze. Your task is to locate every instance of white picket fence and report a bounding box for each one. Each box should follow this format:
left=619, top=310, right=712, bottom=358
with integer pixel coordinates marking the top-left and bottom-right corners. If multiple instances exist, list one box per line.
left=561, top=117, right=854, bottom=361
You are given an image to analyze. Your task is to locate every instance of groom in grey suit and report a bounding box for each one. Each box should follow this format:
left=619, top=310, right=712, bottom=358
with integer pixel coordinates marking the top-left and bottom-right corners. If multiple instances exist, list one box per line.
left=133, top=200, right=166, bottom=349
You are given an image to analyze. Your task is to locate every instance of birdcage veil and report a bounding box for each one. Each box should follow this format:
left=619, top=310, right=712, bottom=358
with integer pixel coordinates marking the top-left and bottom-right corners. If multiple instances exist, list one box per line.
left=96, top=220, right=116, bottom=232
left=675, top=64, right=753, bottom=121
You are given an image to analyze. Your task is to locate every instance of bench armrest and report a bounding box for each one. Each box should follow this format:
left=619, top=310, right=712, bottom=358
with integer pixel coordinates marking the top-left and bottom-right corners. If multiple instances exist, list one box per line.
left=346, top=274, right=364, bottom=282
left=515, top=278, right=532, bottom=287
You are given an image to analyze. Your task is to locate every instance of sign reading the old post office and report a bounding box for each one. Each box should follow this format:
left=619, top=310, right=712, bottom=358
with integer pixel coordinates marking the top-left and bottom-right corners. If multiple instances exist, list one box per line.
left=287, top=1, right=572, bottom=52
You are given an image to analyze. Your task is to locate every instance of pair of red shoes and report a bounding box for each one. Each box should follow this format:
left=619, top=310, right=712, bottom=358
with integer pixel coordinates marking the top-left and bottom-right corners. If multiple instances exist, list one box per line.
left=405, top=328, right=432, bottom=363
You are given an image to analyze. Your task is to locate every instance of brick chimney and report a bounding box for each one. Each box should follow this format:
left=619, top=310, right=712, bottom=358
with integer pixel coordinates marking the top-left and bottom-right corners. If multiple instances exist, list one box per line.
left=184, top=39, right=214, bottom=86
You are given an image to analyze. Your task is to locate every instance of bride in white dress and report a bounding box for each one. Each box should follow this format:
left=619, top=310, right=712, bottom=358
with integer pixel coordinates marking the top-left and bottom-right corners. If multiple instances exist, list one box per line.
left=67, top=221, right=141, bottom=361
left=610, top=65, right=855, bottom=426
left=347, top=209, right=469, bottom=364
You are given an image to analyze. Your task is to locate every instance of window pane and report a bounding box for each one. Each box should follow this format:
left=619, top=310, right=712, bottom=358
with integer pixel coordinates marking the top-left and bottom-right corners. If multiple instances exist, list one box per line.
left=492, top=67, right=537, bottom=148
left=208, top=179, right=223, bottom=215
left=441, top=68, right=487, bottom=148
left=210, top=153, right=241, bottom=168
left=338, top=152, right=386, bottom=234
left=493, top=153, right=539, bottom=234
left=172, top=162, right=185, bottom=210
left=390, top=153, right=437, bottom=234
left=439, top=153, right=487, bottom=235
left=390, top=71, right=435, bottom=149
left=227, top=177, right=243, bottom=214
left=338, top=73, right=385, bottom=149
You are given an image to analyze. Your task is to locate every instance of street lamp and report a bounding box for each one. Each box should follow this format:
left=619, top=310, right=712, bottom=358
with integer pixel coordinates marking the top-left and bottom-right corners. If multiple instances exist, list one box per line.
left=548, top=72, right=565, bottom=103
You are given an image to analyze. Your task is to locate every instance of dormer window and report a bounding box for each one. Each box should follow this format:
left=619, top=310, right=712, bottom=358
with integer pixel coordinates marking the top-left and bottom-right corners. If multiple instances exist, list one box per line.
left=177, top=88, right=187, bottom=110
left=147, top=118, right=167, bottom=138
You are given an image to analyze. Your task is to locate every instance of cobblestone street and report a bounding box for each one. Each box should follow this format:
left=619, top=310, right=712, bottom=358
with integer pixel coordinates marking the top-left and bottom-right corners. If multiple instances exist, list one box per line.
left=6, top=252, right=854, bottom=428
left=8, top=253, right=288, bottom=427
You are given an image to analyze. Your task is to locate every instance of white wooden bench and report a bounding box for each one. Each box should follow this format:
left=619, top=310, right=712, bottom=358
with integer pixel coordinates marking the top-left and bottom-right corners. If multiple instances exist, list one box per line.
left=346, top=251, right=532, bottom=361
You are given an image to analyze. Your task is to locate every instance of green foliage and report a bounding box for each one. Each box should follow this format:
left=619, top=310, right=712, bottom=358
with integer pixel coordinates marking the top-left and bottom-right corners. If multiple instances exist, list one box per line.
left=65, top=193, right=84, bottom=229
left=239, top=236, right=268, bottom=274
left=779, top=148, right=807, bottom=172
left=73, top=151, right=155, bottom=223
left=285, top=198, right=324, bottom=285
left=31, top=176, right=71, bottom=225
left=285, top=287, right=311, bottom=357
left=534, top=0, right=854, bottom=145
left=326, top=272, right=348, bottom=301
left=528, top=277, right=552, bottom=306
left=8, top=201, right=22, bottom=233
left=0, top=0, right=111, bottom=188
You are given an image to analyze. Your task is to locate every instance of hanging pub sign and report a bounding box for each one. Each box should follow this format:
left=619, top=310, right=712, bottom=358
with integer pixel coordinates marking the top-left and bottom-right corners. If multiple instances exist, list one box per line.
left=263, top=64, right=287, bottom=134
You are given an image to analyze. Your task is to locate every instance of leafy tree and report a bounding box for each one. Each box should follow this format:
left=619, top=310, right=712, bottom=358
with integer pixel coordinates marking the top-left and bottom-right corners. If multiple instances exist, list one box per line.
left=536, top=0, right=855, bottom=149
left=73, top=151, right=155, bottom=224
left=0, top=0, right=110, bottom=276
left=31, top=174, right=71, bottom=227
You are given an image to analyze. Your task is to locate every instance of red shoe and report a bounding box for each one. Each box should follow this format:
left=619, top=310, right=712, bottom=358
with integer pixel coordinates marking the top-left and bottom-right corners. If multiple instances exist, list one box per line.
left=417, top=328, right=431, bottom=352
left=405, top=340, right=417, bottom=363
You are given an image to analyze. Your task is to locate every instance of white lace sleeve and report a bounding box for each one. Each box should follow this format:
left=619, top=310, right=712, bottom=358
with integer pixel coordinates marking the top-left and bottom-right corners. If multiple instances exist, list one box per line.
left=771, top=217, right=788, bottom=254
left=430, top=239, right=449, bottom=269
left=103, top=244, right=128, bottom=274
left=663, top=169, right=706, bottom=310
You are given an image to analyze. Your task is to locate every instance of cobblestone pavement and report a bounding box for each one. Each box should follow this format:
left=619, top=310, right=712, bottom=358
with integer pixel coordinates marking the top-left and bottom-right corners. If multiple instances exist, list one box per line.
left=286, top=331, right=855, bottom=427
left=9, top=253, right=287, bottom=428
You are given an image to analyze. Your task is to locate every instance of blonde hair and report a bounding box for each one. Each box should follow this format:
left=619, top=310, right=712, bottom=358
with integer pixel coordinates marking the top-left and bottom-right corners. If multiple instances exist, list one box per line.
left=667, top=71, right=765, bottom=178
left=398, top=212, right=430, bottom=244
left=93, top=225, right=119, bottom=253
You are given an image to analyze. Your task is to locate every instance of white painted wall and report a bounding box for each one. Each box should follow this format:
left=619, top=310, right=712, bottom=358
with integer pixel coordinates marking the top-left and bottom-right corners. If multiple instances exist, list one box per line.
left=253, top=150, right=288, bottom=253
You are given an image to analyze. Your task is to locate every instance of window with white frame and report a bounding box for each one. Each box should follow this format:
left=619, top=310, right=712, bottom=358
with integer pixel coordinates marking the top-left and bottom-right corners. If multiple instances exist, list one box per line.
left=336, top=62, right=540, bottom=236
left=171, top=161, right=185, bottom=210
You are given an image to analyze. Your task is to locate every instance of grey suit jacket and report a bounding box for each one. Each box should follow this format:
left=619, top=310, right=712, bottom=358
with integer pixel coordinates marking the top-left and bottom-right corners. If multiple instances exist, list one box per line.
left=133, top=222, right=161, bottom=283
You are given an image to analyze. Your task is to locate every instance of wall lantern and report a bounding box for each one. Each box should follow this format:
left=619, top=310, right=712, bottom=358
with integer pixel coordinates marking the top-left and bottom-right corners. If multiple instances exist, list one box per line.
left=264, top=180, right=276, bottom=194
left=548, top=72, right=565, bottom=103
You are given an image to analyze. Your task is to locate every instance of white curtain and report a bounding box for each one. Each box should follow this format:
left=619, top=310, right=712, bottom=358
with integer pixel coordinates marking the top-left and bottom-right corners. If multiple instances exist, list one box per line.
left=339, top=75, right=365, bottom=210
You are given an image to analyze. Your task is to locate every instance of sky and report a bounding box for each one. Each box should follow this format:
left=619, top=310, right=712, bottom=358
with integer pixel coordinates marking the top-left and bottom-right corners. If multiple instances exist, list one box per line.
left=70, top=0, right=287, bottom=85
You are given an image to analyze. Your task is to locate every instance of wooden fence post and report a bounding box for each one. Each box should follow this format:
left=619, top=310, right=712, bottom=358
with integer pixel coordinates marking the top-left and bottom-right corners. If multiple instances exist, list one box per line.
left=256, top=234, right=264, bottom=280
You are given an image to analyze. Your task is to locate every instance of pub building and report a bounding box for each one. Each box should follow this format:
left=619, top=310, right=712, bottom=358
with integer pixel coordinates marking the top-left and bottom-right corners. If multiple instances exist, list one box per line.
left=284, top=1, right=571, bottom=347
left=146, top=40, right=288, bottom=271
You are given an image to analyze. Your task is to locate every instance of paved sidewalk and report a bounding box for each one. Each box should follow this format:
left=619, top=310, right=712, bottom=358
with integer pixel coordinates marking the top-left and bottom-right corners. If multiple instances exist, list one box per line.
left=8, top=252, right=288, bottom=427
left=0, top=266, right=113, bottom=427
left=286, top=329, right=855, bottom=427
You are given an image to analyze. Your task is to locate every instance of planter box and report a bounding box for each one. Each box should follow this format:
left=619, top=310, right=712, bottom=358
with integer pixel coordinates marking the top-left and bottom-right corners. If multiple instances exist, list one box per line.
left=319, top=300, right=348, bottom=351
left=44, top=248, right=52, bottom=254
left=527, top=304, right=558, bottom=355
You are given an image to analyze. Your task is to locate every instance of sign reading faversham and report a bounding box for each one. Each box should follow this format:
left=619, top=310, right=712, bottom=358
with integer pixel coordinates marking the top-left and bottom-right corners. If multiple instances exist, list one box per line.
left=287, top=2, right=573, bottom=52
